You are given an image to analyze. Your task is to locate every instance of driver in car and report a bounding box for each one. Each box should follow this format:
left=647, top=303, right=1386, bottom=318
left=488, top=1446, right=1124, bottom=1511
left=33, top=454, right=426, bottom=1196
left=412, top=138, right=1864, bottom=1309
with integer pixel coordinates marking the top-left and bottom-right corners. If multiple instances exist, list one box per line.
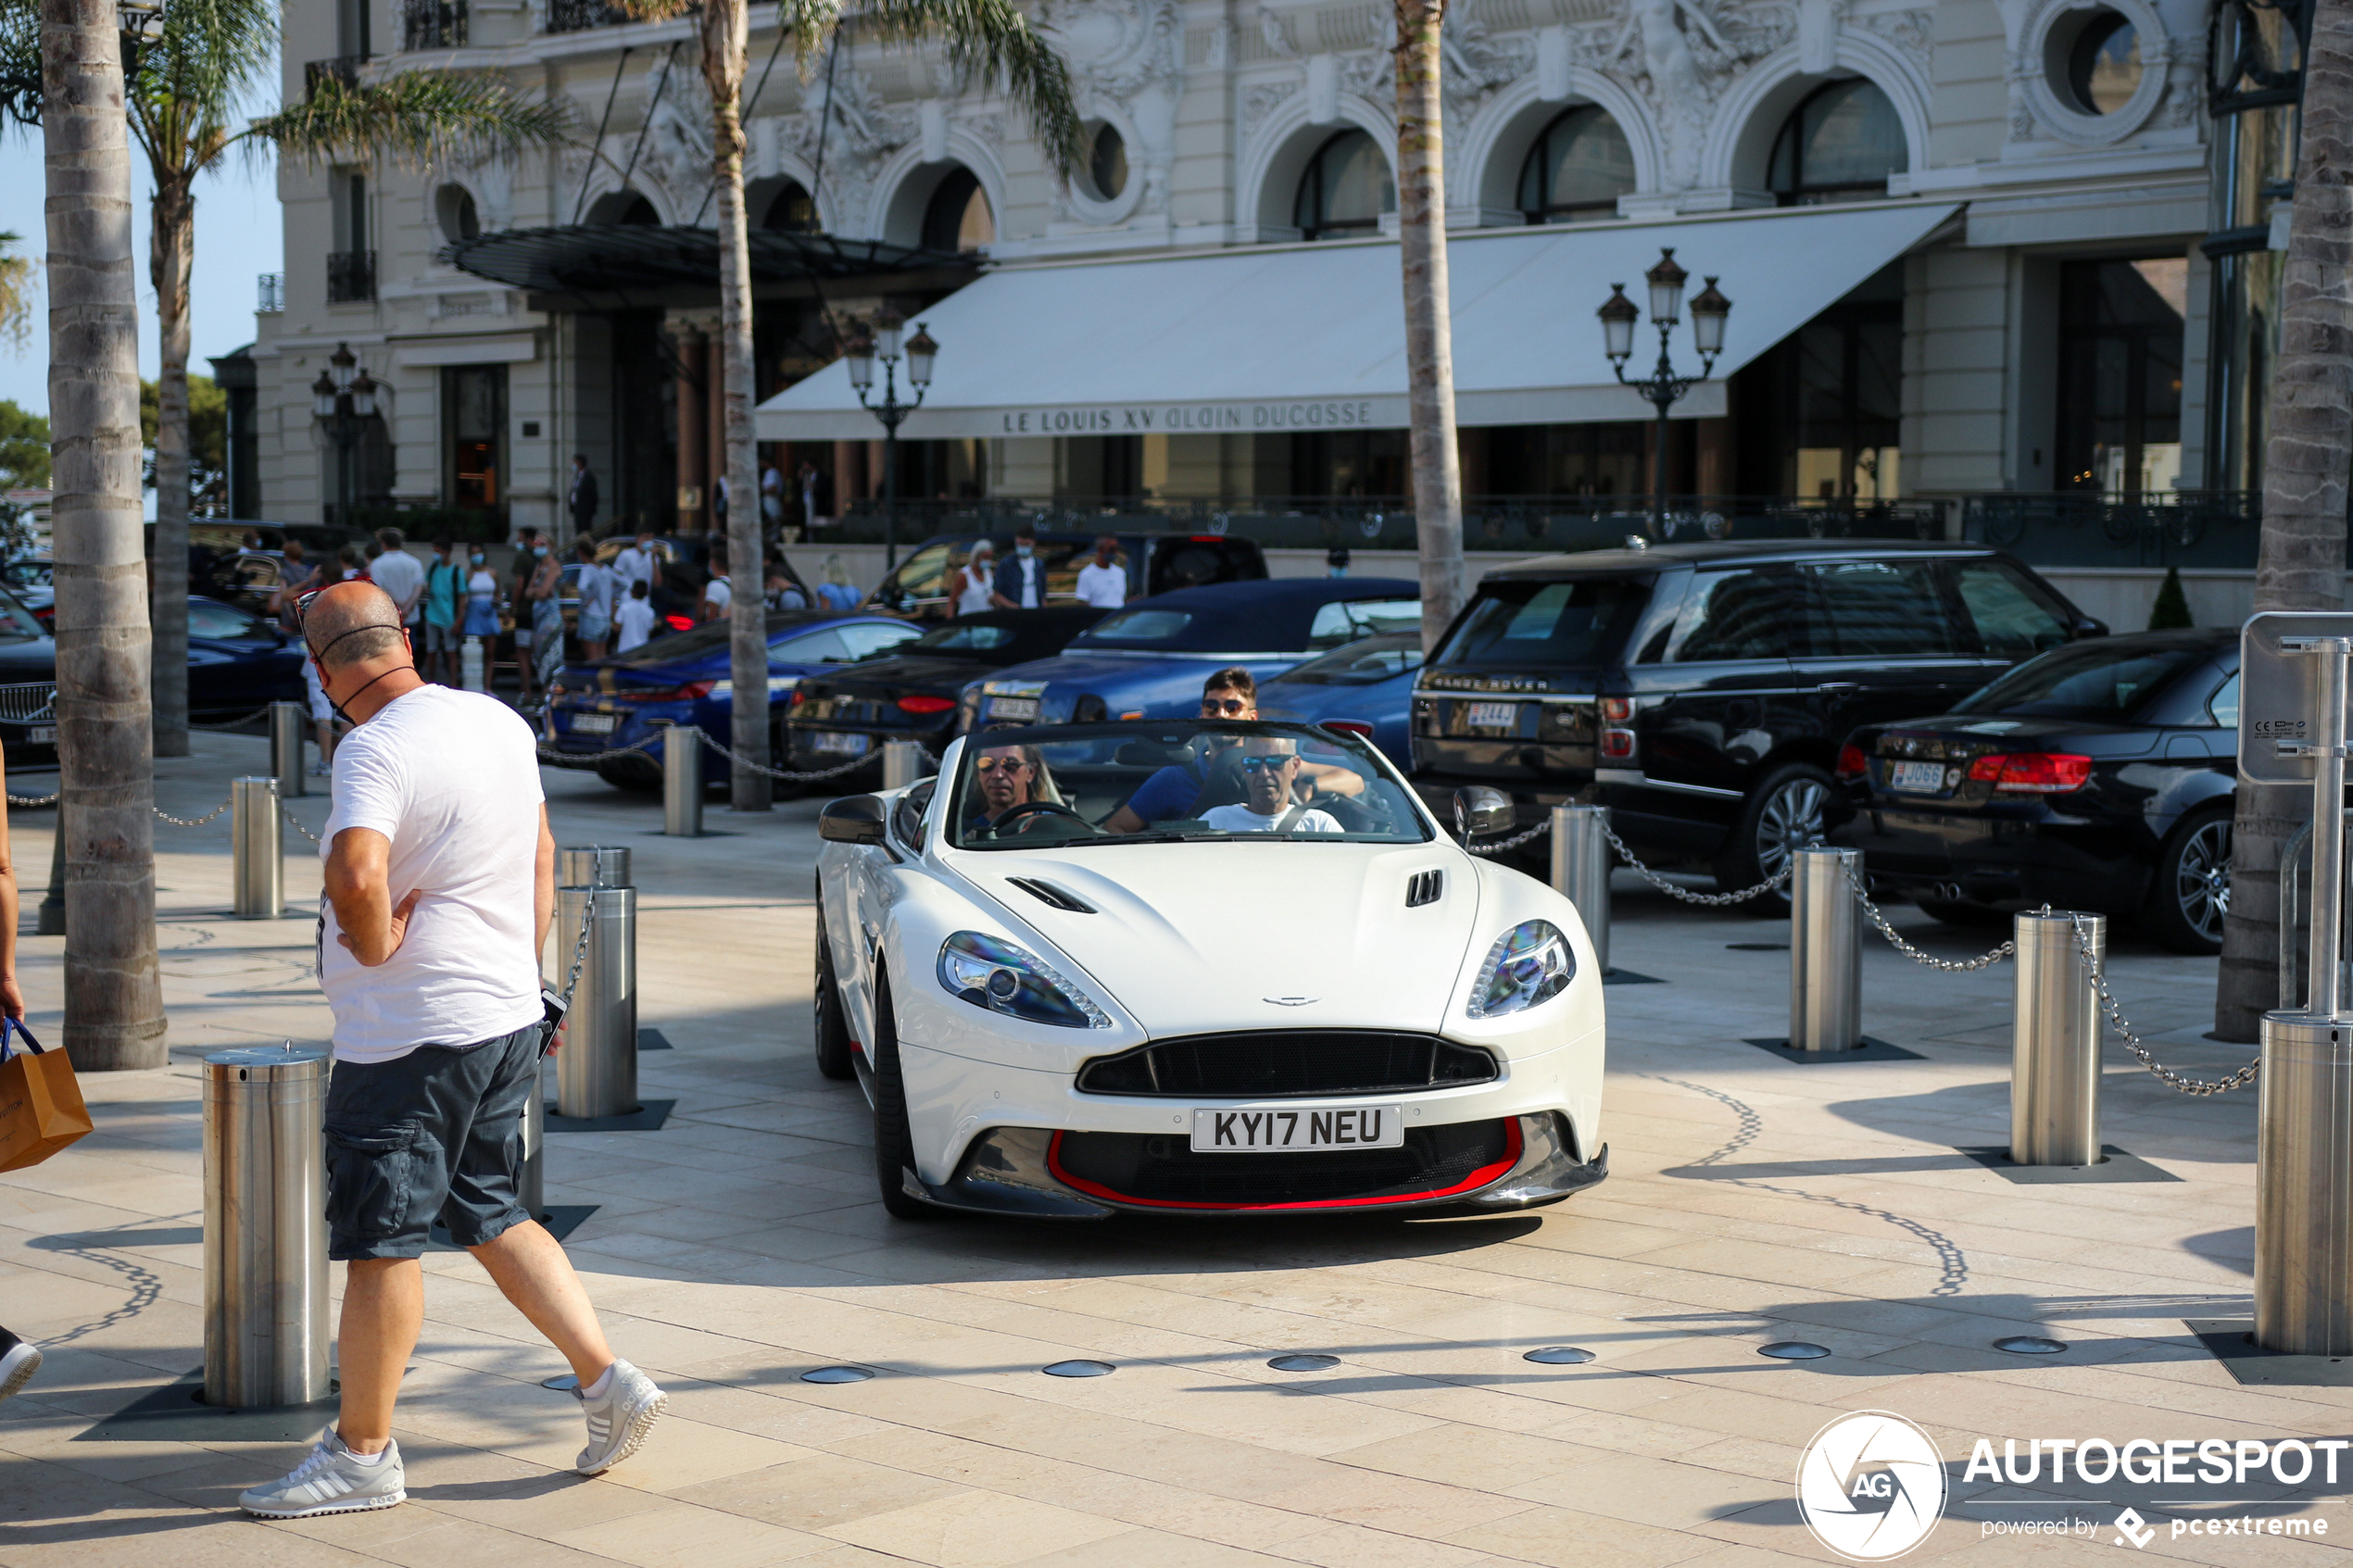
left=1198, top=738, right=1343, bottom=834
left=966, top=742, right=1051, bottom=834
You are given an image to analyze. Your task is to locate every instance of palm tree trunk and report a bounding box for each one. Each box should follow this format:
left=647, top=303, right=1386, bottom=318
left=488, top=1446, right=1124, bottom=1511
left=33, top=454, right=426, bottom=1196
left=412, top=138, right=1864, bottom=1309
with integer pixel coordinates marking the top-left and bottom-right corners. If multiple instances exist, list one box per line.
left=2215, top=0, right=2353, bottom=1041
left=42, top=0, right=167, bottom=1072
left=1394, top=0, right=1464, bottom=654
left=149, top=172, right=193, bottom=758
left=704, top=0, right=769, bottom=810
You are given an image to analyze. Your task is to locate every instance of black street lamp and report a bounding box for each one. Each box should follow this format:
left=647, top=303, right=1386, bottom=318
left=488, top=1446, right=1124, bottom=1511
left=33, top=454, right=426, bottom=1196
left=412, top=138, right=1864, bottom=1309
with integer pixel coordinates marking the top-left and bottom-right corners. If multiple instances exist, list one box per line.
left=1600, top=248, right=1730, bottom=540
left=846, top=310, right=937, bottom=571
left=311, top=341, right=378, bottom=527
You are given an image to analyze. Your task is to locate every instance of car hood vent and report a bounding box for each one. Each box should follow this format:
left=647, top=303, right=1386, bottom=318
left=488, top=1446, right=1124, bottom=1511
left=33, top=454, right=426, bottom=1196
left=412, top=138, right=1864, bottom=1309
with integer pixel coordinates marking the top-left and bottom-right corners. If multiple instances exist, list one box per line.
left=1406, top=869, right=1443, bottom=908
left=1008, top=877, right=1096, bottom=913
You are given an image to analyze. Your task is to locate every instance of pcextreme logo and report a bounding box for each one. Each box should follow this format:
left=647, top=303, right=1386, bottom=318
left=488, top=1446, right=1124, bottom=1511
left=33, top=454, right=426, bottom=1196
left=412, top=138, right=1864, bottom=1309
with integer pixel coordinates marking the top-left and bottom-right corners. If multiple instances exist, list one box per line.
left=1795, top=1411, right=1950, bottom=1561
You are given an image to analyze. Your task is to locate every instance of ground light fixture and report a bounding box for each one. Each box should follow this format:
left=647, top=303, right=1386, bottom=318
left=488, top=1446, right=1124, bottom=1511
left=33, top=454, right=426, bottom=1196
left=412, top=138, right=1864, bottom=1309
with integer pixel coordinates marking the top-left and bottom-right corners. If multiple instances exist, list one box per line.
left=1757, top=1340, right=1831, bottom=1359
left=1598, top=249, right=1731, bottom=541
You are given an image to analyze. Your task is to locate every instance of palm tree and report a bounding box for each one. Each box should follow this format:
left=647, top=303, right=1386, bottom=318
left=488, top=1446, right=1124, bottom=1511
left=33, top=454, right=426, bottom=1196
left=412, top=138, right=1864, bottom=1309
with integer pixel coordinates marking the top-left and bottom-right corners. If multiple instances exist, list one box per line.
left=1392, top=0, right=1464, bottom=653
left=2215, top=0, right=2353, bottom=1041
left=624, top=0, right=1079, bottom=810
left=42, top=0, right=167, bottom=1071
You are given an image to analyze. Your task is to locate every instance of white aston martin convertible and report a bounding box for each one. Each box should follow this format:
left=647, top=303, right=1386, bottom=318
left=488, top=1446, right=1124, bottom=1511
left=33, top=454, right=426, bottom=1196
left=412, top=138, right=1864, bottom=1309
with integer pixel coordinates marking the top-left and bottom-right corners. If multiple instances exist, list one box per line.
left=812, top=719, right=1607, bottom=1219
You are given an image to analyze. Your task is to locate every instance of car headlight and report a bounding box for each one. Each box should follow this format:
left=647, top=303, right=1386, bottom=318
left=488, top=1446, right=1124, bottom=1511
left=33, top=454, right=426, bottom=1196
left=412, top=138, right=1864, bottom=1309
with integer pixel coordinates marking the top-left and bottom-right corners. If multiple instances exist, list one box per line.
left=937, top=932, right=1111, bottom=1029
left=1466, top=921, right=1575, bottom=1019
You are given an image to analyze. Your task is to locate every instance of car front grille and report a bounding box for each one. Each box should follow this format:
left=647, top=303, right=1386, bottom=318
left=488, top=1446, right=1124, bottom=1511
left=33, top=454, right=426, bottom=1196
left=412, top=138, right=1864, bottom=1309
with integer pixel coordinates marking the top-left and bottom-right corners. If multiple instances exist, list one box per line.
left=1047, top=1118, right=1519, bottom=1210
left=0, top=683, right=57, bottom=724
left=1075, top=1031, right=1497, bottom=1098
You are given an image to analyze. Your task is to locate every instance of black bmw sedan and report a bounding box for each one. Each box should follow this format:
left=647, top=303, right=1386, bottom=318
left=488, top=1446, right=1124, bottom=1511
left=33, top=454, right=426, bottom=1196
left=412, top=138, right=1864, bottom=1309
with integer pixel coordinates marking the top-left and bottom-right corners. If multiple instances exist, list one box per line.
left=1830, top=628, right=2237, bottom=953
left=783, top=607, right=1107, bottom=772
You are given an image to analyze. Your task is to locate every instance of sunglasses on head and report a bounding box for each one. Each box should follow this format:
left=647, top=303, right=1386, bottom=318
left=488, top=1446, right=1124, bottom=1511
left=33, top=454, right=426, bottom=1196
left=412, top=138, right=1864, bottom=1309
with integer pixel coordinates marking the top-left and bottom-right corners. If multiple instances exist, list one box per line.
left=1201, top=696, right=1250, bottom=716
left=1238, top=754, right=1293, bottom=773
left=975, top=756, right=1030, bottom=773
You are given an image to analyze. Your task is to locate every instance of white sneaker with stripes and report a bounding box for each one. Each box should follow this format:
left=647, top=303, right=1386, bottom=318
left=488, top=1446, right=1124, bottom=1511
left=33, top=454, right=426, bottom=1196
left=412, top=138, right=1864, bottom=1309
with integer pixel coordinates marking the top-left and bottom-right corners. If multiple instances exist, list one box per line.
left=573, top=1359, right=666, bottom=1475
left=0, top=1327, right=40, bottom=1403
left=239, top=1430, right=407, bottom=1519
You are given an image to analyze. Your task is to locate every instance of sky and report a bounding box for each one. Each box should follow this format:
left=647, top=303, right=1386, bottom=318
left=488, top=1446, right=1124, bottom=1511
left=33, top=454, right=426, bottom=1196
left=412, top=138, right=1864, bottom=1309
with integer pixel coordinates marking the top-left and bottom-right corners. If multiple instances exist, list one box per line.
left=0, top=129, right=285, bottom=419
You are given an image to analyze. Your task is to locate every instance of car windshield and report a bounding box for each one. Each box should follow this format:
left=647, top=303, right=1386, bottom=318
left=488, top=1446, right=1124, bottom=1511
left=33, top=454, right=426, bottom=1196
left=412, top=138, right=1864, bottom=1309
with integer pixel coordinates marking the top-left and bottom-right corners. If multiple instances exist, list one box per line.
left=1955, top=639, right=2214, bottom=721
left=1432, top=576, right=1649, bottom=670
left=1276, top=631, right=1423, bottom=686
left=944, top=721, right=1433, bottom=849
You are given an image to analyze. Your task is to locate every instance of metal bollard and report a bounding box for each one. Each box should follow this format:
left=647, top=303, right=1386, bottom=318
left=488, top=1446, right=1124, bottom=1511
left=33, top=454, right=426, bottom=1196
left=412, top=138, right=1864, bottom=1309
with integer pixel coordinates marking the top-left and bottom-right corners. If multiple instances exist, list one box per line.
left=2009, top=910, right=2104, bottom=1166
left=555, top=884, right=637, bottom=1118
left=1789, top=847, right=1862, bottom=1052
left=560, top=844, right=632, bottom=888
left=268, top=701, right=306, bottom=798
left=519, top=1073, right=548, bottom=1222
left=203, top=1043, right=332, bottom=1410
left=2257, top=1014, right=2353, bottom=1353
left=661, top=723, right=703, bottom=837
left=231, top=777, right=283, bottom=920
left=1550, top=805, right=1611, bottom=976
left=882, top=739, right=932, bottom=792
left=461, top=636, right=485, bottom=693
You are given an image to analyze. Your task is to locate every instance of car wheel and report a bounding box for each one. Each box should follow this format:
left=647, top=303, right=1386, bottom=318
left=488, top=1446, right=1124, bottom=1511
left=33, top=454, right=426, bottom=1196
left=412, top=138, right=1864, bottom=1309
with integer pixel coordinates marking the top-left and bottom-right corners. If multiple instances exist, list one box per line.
left=812, top=899, right=855, bottom=1082
left=2143, top=805, right=2232, bottom=955
left=1718, top=762, right=1835, bottom=916
left=868, top=976, right=934, bottom=1220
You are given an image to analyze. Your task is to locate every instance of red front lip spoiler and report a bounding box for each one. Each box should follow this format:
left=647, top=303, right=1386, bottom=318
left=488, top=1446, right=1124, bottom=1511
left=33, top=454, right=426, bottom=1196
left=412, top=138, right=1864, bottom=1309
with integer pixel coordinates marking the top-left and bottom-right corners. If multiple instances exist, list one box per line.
left=1042, top=1118, right=1523, bottom=1212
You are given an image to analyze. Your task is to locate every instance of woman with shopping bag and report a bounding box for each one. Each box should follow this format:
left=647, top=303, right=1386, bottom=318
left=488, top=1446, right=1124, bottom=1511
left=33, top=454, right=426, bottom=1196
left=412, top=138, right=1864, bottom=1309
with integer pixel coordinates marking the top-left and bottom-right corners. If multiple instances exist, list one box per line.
left=0, top=741, right=56, bottom=1404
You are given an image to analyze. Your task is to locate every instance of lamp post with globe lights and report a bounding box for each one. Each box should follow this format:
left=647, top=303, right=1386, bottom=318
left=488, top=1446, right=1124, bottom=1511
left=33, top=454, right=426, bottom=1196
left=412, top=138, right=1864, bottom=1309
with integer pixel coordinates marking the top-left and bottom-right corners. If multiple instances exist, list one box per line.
left=847, top=311, right=937, bottom=571
left=1600, top=249, right=1730, bottom=540
left=310, top=342, right=379, bottom=527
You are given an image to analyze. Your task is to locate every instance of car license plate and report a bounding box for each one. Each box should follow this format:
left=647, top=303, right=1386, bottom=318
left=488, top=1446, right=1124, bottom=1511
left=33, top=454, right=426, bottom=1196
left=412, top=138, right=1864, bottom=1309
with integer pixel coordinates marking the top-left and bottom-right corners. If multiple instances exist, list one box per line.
left=570, top=712, right=617, bottom=735
left=24, top=725, right=53, bottom=744
left=1190, top=1105, right=1404, bottom=1153
left=814, top=731, right=870, bottom=755
left=1889, top=759, right=1945, bottom=794
left=1465, top=701, right=1519, bottom=731
left=988, top=696, right=1038, bottom=721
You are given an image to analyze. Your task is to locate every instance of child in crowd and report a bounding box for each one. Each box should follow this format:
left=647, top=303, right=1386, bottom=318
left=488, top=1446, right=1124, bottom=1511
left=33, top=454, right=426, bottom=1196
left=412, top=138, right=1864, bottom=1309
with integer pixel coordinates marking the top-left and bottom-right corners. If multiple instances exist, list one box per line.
left=615, top=578, right=656, bottom=653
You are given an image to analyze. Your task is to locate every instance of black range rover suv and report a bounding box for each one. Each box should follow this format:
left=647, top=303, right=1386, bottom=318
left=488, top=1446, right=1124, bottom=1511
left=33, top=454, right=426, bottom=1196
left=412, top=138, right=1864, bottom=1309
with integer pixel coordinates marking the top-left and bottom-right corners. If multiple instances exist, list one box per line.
left=1409, top=541, right=2105, bottom=909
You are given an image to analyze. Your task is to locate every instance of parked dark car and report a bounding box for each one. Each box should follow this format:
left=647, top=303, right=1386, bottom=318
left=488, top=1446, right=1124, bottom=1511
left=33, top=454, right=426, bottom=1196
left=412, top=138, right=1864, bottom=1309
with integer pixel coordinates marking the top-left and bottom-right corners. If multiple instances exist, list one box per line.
left=1411, top=541, right=2104, bottom=908
left=543, top=610, right=923, bottom=790
left=863, top=530, right=1267, bottom=621
left=186, top=595, right=308, bottom=714
left=1830, top=629, right=2237, bottom=952
left=1253, top=630, right=1424, bottom=771
left=784, top=607, right=1107, bottom=772
left=968, top=577, right=1421, bottom=730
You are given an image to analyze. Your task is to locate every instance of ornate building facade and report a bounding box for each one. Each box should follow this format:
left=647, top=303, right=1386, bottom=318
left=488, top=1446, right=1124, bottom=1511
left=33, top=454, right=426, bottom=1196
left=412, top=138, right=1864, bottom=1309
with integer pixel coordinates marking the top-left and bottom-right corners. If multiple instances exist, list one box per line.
left=241, top=0, right=2232, bottom=558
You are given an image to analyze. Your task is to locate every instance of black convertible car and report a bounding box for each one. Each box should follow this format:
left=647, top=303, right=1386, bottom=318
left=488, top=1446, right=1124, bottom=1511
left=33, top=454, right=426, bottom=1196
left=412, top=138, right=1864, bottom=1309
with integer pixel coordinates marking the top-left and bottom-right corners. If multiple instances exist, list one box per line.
left=783, top=607, right=1106, bottom=772
left=1831, top=628, right=2237, bottom=952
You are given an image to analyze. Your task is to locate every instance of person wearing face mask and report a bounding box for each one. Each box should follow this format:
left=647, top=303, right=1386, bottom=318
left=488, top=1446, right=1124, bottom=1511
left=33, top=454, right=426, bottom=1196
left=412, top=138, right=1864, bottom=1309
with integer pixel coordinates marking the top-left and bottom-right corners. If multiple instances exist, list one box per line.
left=990, top=524, right=1045, bottom=610
left=422, top=540, right=463, bottom=685
left=519, top=533, right=561, bottom=703
left=461, top=549, right=501, bottom=692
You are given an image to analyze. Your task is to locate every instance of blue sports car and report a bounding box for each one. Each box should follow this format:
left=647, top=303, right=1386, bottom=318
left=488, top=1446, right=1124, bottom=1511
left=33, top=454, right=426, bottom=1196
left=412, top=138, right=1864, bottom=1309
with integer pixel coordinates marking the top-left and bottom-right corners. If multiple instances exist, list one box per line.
left=543, top=610, right=923, bottom=790
left=963, top=577, right=1420, bottom=731
left=1253, top=630, right=1425, bottom=771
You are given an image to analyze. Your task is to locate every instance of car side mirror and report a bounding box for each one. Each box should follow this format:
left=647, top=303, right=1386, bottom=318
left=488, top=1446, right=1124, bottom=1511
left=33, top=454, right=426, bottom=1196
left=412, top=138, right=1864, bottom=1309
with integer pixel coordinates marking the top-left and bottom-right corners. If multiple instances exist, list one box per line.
left=1453, top=785, right=1514, bottom=840
left=819, top=795, right=888, bottom=845
left=2074, top=616, right=2108, bottom=638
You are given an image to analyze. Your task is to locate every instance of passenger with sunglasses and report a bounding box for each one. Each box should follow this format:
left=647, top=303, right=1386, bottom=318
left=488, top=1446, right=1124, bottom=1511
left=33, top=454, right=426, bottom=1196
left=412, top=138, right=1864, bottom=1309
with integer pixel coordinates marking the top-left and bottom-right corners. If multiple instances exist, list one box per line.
left=1198, top=736, right=1342, bottom=834
left=1104, top=668, right=1363, bottom=834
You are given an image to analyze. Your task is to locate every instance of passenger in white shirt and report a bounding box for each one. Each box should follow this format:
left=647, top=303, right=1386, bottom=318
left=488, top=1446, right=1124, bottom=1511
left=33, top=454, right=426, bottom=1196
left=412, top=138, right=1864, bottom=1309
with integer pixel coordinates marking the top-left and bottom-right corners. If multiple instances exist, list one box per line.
left=1197, top=737, right=1343, bottom=834
left=1074, top=536, right=1126, bottom=609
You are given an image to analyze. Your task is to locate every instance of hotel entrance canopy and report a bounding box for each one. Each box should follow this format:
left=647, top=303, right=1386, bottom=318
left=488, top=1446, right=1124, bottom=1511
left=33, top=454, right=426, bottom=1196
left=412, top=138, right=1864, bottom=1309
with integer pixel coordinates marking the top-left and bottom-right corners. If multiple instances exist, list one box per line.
left=755, top=201, right=1961, bottom=443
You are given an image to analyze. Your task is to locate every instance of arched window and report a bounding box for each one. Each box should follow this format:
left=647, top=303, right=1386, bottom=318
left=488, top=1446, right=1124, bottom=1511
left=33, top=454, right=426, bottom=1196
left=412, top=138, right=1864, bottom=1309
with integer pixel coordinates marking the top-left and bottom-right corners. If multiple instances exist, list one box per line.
left=1293, top=131, right=1393, bottom=241
left=764, top=181, right=818, bottom=232
left=1767, top=80, right=1905, bottom=206
left=588, top=190, right=660, bottom=226
left=434, top=183, right=480, bottom=244
left=1517, top=107, right=1634, bottom=223
left=1087, top=124, right=1128, bottom=201
left=922, top=168, right=994, bottom=253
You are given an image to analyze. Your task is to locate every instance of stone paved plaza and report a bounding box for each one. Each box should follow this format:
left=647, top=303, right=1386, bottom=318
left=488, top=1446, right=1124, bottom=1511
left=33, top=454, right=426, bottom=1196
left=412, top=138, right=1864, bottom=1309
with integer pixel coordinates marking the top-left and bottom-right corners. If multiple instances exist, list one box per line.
left=0, top=731, right=2337, bottom=1567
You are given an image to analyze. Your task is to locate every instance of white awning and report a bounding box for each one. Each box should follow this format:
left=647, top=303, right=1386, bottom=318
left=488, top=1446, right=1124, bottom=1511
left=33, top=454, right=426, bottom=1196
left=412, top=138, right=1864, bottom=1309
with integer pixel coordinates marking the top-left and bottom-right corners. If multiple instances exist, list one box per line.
left=756, top=200, right=1960, bottom=442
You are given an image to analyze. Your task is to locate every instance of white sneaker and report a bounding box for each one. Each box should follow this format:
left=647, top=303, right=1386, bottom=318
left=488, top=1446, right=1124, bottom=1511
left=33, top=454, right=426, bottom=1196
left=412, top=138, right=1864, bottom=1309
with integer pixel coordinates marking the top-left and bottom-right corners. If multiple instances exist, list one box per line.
left=574, top=1359, right=666, bottom=1474
left=0, top=1327, right=40, bottom=1403
left=239, top=1430, right=406, bottom=1519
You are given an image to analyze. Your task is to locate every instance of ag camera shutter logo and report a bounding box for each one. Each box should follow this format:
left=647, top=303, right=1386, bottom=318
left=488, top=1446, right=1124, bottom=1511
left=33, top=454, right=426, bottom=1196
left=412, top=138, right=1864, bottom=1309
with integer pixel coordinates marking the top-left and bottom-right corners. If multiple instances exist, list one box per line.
left=1796, top=1411, right=1949, bottom=1561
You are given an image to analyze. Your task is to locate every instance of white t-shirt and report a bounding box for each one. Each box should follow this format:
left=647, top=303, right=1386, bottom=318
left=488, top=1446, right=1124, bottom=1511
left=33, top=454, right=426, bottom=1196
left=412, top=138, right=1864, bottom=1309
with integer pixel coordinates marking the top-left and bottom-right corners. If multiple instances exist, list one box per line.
left=369, top=547, right=426, bottom=622
left=575, top=562, right=615, bottom=621
left=615, top=596, right=656, bottom=651
left=612, top=546, right=655, bottom=592
left=318, top=686, right=547, bottom=1063
left=1075, top=561, right=1126, bottom=608
left=704, top=574, right=732, bottom=616
left=1199, top=803, right=1342, bottom=834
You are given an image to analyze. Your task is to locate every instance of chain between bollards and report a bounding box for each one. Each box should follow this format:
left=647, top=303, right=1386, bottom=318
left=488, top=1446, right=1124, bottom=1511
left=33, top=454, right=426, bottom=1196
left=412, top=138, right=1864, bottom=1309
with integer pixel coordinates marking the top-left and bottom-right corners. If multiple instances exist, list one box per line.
left=1841, top=858, right=2016, bottom=972
left=2067, top=912, right=2259, bottom=1096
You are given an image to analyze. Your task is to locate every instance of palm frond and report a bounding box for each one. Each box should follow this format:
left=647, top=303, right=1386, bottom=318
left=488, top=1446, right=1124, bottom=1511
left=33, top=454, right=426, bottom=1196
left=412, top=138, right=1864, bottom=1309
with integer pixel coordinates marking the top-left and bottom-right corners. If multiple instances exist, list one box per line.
left=248, top=70, right=572, bottom=171
left=0, top=232, right=31, bottom=349
left=0, top=0, right=43, bottom=129
left=855, top=0, right=1081, bottom=178
left=132, top=0, right=275, bottom=142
